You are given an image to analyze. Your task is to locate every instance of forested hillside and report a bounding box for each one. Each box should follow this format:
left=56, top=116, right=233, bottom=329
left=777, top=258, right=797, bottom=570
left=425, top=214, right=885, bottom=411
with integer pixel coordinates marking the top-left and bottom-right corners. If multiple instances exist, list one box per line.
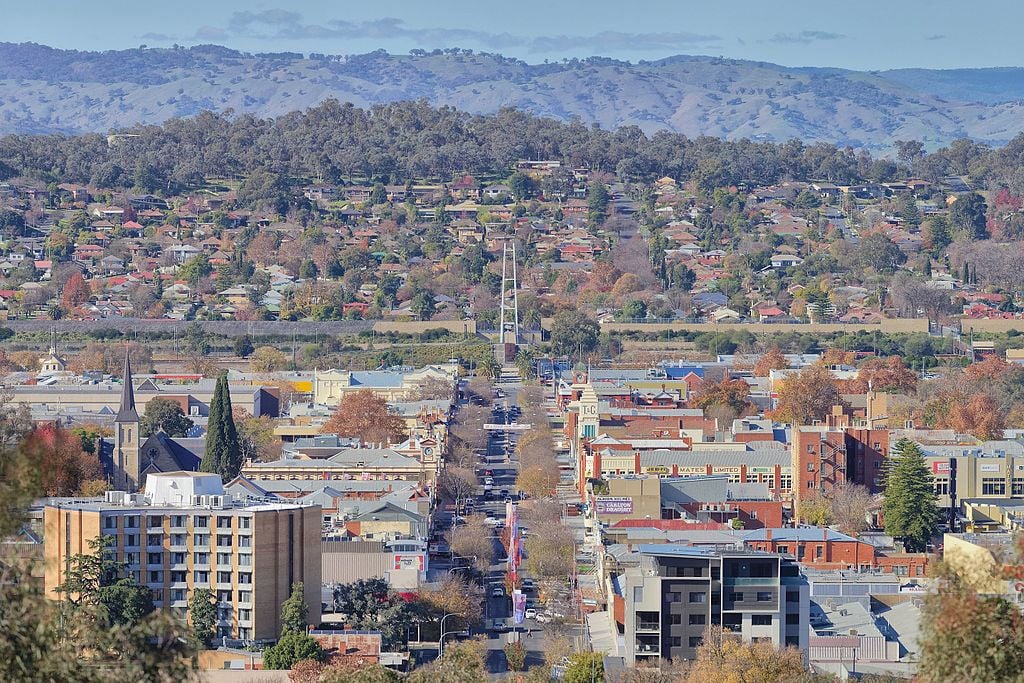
left=4, top=100, right=1024, bottom=197
left=4, top=43, right=1024, bottom=149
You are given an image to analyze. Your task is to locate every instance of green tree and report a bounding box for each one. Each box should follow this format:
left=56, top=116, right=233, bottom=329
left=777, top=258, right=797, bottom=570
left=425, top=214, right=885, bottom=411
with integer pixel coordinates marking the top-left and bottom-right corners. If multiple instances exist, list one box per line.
left=407, top=640, right=487, bottom=683
left=56, top=536, right=155, bottom=626
left=281, top=582, right=309, bottom=635
left=262, top=631, right=323, bottom=670
left=619, top=299, right=648, bottom=321
left=179, top=253, right=213, bottom=286
left=508, top=172, right=536, bottom=201
left=140, top=397, right=194, bottom=437
left=369, top=182, right=388, bottom=206
left=188, top=588, right=217, bottom=647
left=410, top=291, right=436, bottom=321
left=562, top=652, right=605, bottom=683
left=504, top=641, right=527, bottom=671
left=883, top=438, right=941, bottom=552
left=587, top=183, right=610, bottom=221
left=233, top=335, right=255, bottom=358
left=950, top=192, right=989, bottom=240
left=549, top=310, right=600, bottom=357
left=200, top=374, right=241, bottom=481
left=857, top=232, right=907, bottom=273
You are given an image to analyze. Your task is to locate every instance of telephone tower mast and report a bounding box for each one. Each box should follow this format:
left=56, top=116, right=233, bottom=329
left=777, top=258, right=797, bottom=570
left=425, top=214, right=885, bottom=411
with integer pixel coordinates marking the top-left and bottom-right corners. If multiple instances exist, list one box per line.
left=498, top=237, right=520, bottom=348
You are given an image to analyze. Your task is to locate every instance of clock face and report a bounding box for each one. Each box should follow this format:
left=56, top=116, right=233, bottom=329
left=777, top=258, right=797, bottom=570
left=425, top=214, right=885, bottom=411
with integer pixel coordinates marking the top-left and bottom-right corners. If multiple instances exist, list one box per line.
left=424, top=447, right=433, bottom=456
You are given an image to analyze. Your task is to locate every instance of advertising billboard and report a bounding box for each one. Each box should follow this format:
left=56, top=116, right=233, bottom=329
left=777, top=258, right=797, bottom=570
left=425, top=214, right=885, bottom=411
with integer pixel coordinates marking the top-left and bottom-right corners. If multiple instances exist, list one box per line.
left=595, top=496, right=634, bottom=514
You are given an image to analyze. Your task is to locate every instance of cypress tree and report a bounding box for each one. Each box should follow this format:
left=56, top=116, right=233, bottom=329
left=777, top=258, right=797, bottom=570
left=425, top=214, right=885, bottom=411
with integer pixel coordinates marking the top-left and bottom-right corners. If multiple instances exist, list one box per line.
left=200, top=374, right=225, bottom=476
left=220, top=374, right=242, bottom=480
left=883, top=438, right=941, bottom=552
left=961, top=261, right=969, bottom=284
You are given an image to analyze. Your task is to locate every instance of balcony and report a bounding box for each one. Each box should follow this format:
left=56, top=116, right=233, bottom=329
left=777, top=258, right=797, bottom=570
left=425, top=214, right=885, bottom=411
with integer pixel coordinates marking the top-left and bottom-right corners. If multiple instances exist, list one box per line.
left=723, top=577, right=778, bottom=586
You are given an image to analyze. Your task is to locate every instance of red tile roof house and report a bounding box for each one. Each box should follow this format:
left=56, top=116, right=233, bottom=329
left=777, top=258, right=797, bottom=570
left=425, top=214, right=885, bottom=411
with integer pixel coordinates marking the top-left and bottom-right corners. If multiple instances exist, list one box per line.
left=756, top=306, right=787, bottom=322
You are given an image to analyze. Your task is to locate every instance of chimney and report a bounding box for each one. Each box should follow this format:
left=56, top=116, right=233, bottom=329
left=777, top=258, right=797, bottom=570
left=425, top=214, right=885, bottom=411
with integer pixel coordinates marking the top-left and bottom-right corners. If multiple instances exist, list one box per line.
left=766, top=528, right=772, bottom=542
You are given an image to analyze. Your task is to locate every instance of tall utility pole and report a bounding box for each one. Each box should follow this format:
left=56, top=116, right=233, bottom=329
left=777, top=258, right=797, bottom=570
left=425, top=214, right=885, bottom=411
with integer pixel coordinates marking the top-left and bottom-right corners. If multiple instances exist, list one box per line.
left=498, top=238, right=520, bottom=347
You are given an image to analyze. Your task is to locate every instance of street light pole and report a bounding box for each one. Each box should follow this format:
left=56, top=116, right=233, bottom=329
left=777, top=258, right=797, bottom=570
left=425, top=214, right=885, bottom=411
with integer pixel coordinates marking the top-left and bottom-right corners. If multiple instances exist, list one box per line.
left=438, top=612, right=456, bottom=657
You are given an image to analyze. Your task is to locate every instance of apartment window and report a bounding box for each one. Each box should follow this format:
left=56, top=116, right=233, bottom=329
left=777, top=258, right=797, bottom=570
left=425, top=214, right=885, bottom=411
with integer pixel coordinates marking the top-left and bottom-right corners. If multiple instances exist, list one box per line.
left=217, top=552, right=233, bottom=566
left=147, top=534, right=162, bottom=547
left=636, top=611, right=659, bottom=630
left=148, top=570, right=163, bottom=584
left=148, top=516, right=163, bottom=529
left=193, top=516, right=208, bottom=529
left=238, top=572, right=252, bottom=585
left=711, top=566, right=720, bottom=580
left=124, top=515, right=139, bottom=529
left=238, top=517, right=251, bottom=530
left=238, top=591, right=253, bottom=604
left=934, top=480, right=949, bottom=495
left=238, top=628, right=252, bottom=640
left=216, top=534, right=232, bottom=548
left=668, top=636, right=681, bottom=647
left=785, top=635, right=800, bottom=647
left=194, top=534, right=209, bottom=547
left=787, top=591, right=800, bottom=603
left=170, top=533, right=187, bottom=546
left=147, top=552, right=162, bottom=565
left=170, top=571, right=187, bottom=583
left=238, top=609, right=252, bottom=622
left=780, top=475, right=792, bottom=490
left=688, top=592, right=705, bottom=604
left=216, top=516, right=232, bottom=530
left=171, top=589, right=186, bottom=602
left=194, top=571, right=210, bottom=583
left=170, top=515, right=186, bottom=528
left=688, top=637, right=702, bottom=648
left=238, top=554, right=252, bottom=567
left=806, top=463, right=815, bottom=471
left=104, top=517, right=117, bottom=530
left=669, top=614, right=682, bottom=625
left=217, top=571, right=232, bottom=584
left=787, top=613, right=801, bottom=624
left=664, top=592, right=681, bottom=604
left=728, top=592, right=743, bottom=602
left=217, top=589, right=232, bottom=602
left=757, top=592, right=773, bottom=602
left=873, top=442, right=881, bottom=451
left=125, top=552, right=140, bottom=566
left=806, top=445, right=815, bottom=453
left=171, top=552, right=186, bottom=565
left=689, top=614, right=706, bottom=626
left=752, top=614, right=772, bottom=625
left=982, top=478, right=1006, bottom=496
left=194, top=552, right=209, bottom=565
left=807, top=480, right=815, bottom=489
left=124, top=534, right=139, bottom=547
left=238, top=536, right=251, bottom=548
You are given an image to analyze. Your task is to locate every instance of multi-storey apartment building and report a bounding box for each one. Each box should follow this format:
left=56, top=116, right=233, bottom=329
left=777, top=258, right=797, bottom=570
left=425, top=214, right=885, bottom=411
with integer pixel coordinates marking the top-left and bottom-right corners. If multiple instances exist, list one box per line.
left=43, top=471, right=321, bottom=641
left=615, top=545, right=809, bottom=664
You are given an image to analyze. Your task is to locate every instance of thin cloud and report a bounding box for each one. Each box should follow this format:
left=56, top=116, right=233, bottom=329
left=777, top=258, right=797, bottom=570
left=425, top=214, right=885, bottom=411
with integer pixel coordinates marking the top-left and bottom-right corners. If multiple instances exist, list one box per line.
left=139, top=32, right=176, bottom=42
left=925, top=34, right=947, bottom=41
left=766, top=30, right=845, bottom=45
left=192, top=10, right=720, bottom=53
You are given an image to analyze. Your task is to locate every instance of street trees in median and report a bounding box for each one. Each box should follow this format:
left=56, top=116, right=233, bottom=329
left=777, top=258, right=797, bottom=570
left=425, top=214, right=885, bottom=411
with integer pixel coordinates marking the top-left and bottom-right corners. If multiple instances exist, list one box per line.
left=446, top=514, right=495, bottom=572
left=883, top=438, right=941, bottom=552
left=436, top=467, right=478, bottom=505
left=524, top=523, right=575, bottom=580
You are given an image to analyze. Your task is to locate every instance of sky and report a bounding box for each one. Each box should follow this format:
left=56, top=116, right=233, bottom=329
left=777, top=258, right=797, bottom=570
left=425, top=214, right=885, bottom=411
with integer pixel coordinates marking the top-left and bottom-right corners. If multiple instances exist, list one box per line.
left=1, top=0, right=1020, bottom=71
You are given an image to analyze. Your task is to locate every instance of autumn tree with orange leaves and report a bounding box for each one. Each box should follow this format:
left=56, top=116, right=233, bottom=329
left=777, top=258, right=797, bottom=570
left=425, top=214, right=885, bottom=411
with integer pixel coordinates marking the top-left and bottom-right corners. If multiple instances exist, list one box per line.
left=19, top=423, right=104, bottom=496
left=753, top=347, right=788, bottom=377
left=769, top=364, right=844, bottom=425
left=321, top=390, right=406, bottom=445
left=61, top=272, right=90, bottom=309
left=848, top=356, right=918, bottom=393
left=691, top=377, right=752, bottom=425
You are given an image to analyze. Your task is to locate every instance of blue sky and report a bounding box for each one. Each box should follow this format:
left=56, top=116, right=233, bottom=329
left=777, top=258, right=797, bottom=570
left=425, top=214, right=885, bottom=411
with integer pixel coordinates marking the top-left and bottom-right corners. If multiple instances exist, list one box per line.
left=1, top=0, right=1018, bottom=70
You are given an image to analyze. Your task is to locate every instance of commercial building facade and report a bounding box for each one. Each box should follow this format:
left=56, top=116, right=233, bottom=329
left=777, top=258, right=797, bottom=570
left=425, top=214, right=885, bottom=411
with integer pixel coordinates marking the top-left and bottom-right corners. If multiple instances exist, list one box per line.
left=616, top=545, right=809, bottom=664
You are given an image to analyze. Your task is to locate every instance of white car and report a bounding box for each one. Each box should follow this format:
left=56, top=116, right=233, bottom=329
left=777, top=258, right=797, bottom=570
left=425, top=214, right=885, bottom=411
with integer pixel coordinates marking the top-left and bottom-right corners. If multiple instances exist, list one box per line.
left=525, top=608, right=537, bottom=620
left=484, top=516, right=502, bottom=527
left=535, top=613, right=551, bottom=624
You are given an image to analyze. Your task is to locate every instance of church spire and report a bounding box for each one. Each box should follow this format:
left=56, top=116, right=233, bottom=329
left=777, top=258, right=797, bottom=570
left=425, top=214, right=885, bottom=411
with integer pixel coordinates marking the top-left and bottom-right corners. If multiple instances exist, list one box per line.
left=115, top=345, right=138, bottom=422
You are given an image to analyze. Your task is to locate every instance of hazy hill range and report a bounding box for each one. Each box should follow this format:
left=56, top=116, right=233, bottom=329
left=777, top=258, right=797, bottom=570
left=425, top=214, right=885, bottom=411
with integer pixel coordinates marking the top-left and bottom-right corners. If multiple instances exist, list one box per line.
left=3, top=42, right=1024, bottom=149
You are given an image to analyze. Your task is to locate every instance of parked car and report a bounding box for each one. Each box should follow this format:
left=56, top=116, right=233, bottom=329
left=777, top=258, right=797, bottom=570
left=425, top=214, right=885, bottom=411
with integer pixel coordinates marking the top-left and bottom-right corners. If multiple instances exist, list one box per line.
left=525, top=608, right=537, bottom=620
left=492, top=620, right=509, bottom=633
left=491, top=587, right=505, bottom=598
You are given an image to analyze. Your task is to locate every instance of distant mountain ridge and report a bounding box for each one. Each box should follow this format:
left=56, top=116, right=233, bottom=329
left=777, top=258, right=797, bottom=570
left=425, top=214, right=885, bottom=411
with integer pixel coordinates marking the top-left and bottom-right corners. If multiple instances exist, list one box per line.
left=2, top=42, right=1024, bottom=149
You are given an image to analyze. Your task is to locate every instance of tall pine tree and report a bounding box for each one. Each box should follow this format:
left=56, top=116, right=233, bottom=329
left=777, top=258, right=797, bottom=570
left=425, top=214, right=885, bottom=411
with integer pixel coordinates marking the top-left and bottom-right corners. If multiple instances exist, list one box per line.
left=883, top=438, right=941, bottom=552
left=200, top=374, right=241, bottom=481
